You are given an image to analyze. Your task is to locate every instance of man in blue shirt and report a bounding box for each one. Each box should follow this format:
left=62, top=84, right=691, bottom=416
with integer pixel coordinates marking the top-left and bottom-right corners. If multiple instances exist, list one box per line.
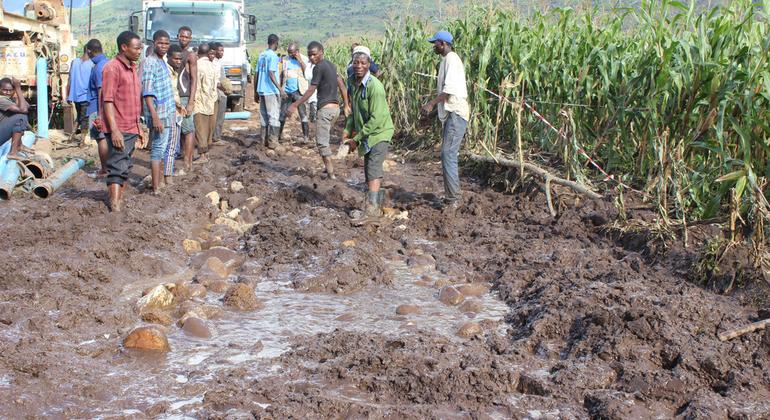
left=279, top=42, right=309, bottom=143
left=255, top=33, right=282, bottom=149
left=86, top=39, right=109, bottom=177
left=67, top=45, right=94, bottom=141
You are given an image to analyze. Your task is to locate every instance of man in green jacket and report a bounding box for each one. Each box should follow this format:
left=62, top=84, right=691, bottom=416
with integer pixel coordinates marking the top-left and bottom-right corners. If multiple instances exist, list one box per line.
left=341, top=50, right=394, bottom=225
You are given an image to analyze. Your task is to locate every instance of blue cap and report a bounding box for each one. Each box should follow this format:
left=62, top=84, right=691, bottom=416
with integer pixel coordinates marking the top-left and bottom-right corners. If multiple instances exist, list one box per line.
left=428, top=30, right=453, bottom=44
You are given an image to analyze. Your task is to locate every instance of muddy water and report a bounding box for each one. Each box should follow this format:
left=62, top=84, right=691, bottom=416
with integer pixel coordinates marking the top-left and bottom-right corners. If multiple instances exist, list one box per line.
left=79, top=236, right=509, bottom=417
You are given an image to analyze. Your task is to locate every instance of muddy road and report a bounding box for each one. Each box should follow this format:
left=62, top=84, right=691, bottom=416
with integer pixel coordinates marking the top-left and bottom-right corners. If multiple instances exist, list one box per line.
left=0, top=117, right=768, bottom=419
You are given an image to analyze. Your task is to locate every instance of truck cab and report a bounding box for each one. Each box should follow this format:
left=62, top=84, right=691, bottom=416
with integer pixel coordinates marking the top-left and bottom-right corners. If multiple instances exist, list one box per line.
left=130, top=0, right=256, bottom=111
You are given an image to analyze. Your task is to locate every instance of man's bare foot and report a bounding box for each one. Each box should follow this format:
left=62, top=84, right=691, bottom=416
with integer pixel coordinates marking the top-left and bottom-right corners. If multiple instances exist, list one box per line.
left=6, top=153, right=23, bottom=161
left=195, top=155, right=210, bottom=164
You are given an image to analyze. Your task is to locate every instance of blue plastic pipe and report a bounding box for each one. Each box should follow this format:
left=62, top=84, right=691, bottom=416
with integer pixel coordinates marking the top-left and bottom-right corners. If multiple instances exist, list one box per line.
left=32, top=158, right=86, bottom=198
left=224, top=111, right=251, bottom=120
left=36, top=57, right=48, bottom=139
left=0, top=132, right=37, bottom=200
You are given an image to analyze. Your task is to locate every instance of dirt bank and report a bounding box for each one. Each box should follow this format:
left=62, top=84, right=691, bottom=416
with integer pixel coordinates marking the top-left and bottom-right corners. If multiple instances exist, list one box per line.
left=0, top=116, right=767, bottom=418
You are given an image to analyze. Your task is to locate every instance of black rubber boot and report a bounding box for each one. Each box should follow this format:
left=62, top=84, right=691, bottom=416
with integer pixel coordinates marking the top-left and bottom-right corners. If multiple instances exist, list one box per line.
left=261, top=126, right=268, bottom=146
left=267, top=126, right=280, bottom=149
left=301, top=122, right=309, bottom=143
left=278, top=121, right=285, bottom=142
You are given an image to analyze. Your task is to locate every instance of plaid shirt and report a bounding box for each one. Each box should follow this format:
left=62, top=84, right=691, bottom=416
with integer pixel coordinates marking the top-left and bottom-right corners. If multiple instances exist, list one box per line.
left=141, top=54, right=175, bottom=123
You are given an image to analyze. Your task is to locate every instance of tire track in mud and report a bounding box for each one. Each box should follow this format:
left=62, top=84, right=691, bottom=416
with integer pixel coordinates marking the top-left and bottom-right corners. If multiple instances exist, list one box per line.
left=0, top=119, right=768, bottom=418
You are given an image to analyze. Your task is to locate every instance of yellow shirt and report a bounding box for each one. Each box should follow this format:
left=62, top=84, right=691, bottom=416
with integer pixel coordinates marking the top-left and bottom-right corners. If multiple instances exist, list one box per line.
left=195, top=59, right=219, bottom=115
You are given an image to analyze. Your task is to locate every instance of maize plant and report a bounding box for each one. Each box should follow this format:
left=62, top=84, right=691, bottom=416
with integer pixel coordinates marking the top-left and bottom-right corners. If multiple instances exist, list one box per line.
left=331, top=0, right=770, bottom=229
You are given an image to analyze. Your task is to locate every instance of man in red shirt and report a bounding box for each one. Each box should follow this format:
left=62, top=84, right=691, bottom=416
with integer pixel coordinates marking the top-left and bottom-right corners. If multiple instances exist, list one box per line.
left=101, top=31, right=143, bottom=212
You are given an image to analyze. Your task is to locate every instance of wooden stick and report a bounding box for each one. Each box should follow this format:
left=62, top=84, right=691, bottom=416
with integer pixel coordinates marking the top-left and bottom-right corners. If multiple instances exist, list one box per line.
left=718, top=318, right=770, bottom=342
left=468, top=153, right=603, bottom=200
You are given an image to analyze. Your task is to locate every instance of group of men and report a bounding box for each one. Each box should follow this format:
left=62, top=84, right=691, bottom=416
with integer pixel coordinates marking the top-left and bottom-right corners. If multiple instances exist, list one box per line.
left=254, top=30, right=468, bottom=223
left=0, top=27, right=469, bottom=221
left=64, top=26, right=232, bottom=211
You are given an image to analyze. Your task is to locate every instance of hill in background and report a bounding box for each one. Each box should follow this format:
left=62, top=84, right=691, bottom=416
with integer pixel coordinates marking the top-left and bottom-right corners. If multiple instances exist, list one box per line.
left=71, top=0, right=483, bottom=46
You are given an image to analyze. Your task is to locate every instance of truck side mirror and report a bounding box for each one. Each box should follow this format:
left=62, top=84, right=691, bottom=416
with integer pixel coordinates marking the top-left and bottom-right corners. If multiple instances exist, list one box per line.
left=129, top=15, right=139, bottom=33
left=247, top=15, right=257, bottom=42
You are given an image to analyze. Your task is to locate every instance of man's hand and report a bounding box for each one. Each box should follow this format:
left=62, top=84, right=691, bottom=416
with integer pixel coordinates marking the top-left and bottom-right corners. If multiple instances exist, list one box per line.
left=152, top=116, right=164, bottom=132
left=421, top=101, right=434, bottom=116
left=137, top=131, right=146, bottom=149
left=292, top=50, right=302, bottom=60
left=280, top=88, right=288, bottom=100
left=11, top=78, right=21, bottom=90
left=111, top=131, right=125, bottom=150
left=343, top=104, right=351, bottom=117
left=185, top=102, right=195, bottom=115
left=286, top=103, right=297, bottom=116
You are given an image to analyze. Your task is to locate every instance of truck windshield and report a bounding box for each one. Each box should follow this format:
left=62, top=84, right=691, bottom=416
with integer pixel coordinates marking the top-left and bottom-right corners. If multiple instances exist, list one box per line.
left=146, top=5, right=240, bottom=43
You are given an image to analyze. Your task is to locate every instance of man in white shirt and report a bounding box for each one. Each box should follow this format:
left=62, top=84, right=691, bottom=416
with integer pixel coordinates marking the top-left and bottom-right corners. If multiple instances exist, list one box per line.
left=421, top=30, right=469, bottom=209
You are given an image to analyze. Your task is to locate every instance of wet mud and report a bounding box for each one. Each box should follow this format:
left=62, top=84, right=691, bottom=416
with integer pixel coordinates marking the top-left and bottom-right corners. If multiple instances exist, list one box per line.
left=0, top=116, right=768, bottom=418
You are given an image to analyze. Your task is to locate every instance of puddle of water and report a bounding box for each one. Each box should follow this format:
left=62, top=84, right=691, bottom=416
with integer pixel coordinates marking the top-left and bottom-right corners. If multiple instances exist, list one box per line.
left=38, top=226, right=509, bottom=417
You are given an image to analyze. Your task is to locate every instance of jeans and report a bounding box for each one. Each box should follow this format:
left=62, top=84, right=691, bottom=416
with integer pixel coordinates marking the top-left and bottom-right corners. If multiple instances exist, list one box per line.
left=259, top=94, right=280, bottom=128
left=280, top=91, right=307, bottom=123
left=105, top=132, right=137, bottom=186
left=148, top=118, right=172, bottom=162
left=0, top=114, right=30, bottom=146
left=75, top=101, right=89, bottom=133
left=440, top=112, right=467, bottom=202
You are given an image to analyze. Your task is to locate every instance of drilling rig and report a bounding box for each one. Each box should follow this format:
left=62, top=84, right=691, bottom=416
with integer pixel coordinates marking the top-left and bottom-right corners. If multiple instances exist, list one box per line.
left=0, top=0, right=74, bottom=131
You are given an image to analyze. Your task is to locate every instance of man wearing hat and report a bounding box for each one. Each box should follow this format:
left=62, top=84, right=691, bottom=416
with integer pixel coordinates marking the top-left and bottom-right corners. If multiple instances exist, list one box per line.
left=421, top=30, right=469, bottom=209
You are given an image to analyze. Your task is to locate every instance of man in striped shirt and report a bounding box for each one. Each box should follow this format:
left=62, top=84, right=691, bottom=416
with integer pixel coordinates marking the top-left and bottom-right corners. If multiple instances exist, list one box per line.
left=141, top=30, right=176, bottom=193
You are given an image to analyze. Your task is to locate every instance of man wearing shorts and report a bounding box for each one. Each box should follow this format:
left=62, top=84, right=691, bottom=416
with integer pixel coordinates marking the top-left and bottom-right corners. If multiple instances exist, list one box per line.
left=141, top=30, right=176, bottom=193
left=342, top=50, right=394, bottom=225
left=286, top=41, right=349, bottom=180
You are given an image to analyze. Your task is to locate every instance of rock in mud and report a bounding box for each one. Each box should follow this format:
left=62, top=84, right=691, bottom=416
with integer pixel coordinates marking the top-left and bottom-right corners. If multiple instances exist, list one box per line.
left=206, top=191, right=220, bottom=206
left=396, top=304, right=422, bottom=315
left=182, top=317, right=212, bottom=338
left=123, top=326, right=170, bottom=352
left=244, top=196, right=262, bottom=211
left=457, top=321, right=483, bottom=338
left=342, top=239, right=356, bottom=248
left=225, top=209, right=241, bottom=219
left=457, top=283, right=489, bottom=297
left=223, top=283, right=263, bottom=311
left=407, top=251, right=436, bottom=271
left=439, top=286, right=465, bottom=306
left=140, top=309, right=173, bottom=326
left=188, top=283, right=207, bottom=298
left=192, top=246, right=244, bottom=269
left=434, top=278, right=449, bottom=288
left=459, top=300, right=484, bottom=314
left=230, top=181, right=244, bottom=193
left=137, top=285, right=175, bottom=312
left=209, top=280, right=229, bottom=293
left=183, top=239, right=202, bottom=254
left=200, top=257, right=230, bottom=279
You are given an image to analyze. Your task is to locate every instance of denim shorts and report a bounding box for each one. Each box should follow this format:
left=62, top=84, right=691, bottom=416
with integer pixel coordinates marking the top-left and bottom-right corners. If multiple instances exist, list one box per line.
left=148, top=118, right=172, bottom=161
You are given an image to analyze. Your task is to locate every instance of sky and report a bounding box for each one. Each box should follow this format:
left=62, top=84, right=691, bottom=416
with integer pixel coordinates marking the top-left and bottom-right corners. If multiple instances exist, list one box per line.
left=3, top=0, right=90, bottom=15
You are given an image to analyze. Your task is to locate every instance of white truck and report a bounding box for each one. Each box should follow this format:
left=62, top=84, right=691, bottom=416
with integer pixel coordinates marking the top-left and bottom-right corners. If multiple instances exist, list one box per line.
left=129, top=0, right=256, bottom=111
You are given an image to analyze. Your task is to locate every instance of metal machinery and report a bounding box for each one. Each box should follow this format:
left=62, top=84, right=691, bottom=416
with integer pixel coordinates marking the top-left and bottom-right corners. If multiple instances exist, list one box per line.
left=130, top=0, right=256, bottom=111
left=0, top=0, right=74, bottom=131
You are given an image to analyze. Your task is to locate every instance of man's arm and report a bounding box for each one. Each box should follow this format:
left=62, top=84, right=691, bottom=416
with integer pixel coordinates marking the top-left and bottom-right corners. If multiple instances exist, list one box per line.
left=142, top=60, right=163, bottom=130
left=422, top=92, right=448, bottom=114
left=337, top=75, right=350, bottom=116
left=103, top=102, right=124, bottom=148
left=286, top=84, right=317, bottom=114
left=6, top=79, right=29, bottom=114
left=186, top=53, right=198, bottom=114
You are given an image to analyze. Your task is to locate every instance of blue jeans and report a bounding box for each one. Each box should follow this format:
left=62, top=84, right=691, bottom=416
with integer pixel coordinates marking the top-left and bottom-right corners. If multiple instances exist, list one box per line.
left=440, top=112, right=467, bottom=202
left=148, top=118, right=172, bottom=162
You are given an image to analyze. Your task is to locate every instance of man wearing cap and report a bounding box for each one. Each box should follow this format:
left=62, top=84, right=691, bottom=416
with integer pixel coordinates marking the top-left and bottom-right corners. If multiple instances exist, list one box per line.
left=342, top=50, right=394, bottom=226
left=421, top=30, right=469, bottom=209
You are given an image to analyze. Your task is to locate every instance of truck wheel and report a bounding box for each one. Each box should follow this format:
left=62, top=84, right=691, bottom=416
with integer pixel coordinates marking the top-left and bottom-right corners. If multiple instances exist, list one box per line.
left=231, top=97, right=244, bottom=112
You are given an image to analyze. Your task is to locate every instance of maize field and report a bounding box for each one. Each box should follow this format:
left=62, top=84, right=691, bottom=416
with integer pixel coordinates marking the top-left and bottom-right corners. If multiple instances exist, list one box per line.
left=334, top=0, right=770, bottom=231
